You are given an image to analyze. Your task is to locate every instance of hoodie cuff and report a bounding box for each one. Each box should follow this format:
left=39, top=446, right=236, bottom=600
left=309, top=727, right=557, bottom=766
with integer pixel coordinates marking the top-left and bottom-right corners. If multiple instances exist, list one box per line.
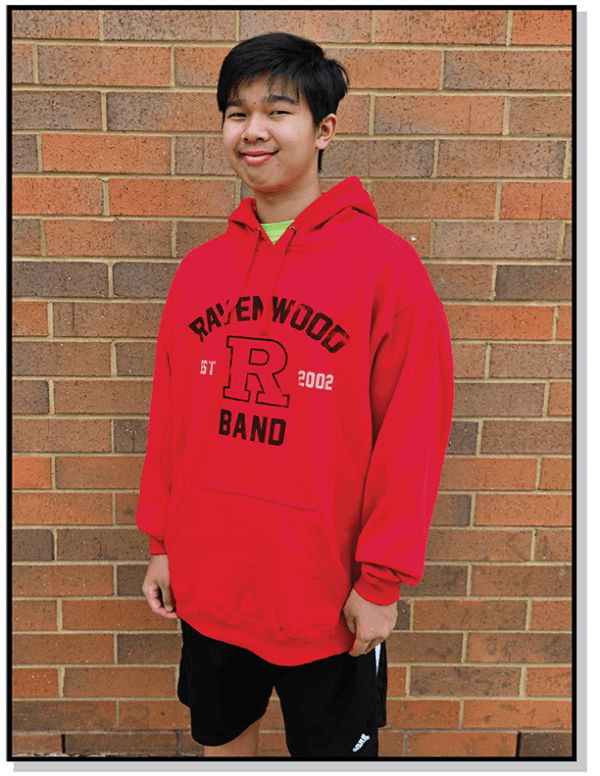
left=150, top=536, right=167, bottom=555
left=354, top=567, right=401, bottom=605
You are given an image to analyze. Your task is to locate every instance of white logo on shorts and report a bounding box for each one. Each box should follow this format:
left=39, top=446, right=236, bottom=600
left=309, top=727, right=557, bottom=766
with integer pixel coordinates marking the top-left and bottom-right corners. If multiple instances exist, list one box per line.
left=353, top=733, right=371, bottom=752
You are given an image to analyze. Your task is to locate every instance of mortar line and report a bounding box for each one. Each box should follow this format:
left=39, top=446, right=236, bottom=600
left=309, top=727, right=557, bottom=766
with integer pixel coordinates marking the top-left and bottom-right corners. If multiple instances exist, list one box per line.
left=32, top=43, right=39, bottom=85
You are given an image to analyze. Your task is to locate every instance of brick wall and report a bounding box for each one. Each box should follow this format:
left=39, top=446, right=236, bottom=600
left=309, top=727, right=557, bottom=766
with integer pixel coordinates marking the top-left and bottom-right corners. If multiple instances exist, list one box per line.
left=12, top=9, right=573, bottom=759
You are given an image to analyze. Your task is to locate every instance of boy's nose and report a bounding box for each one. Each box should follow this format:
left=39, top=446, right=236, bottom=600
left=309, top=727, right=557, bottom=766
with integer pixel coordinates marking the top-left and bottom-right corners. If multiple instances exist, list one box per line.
left=242, top=114, right=269, bottom=142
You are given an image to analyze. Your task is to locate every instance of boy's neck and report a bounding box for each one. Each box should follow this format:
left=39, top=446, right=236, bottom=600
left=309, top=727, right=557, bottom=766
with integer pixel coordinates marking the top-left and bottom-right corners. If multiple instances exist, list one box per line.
left=254, top=179, right=323, bottom=224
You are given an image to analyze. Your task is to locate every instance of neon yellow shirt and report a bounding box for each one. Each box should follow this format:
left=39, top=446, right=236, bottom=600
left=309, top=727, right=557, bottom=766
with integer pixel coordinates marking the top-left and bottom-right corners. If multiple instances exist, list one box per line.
left=262, top=220, right=294, bottom=244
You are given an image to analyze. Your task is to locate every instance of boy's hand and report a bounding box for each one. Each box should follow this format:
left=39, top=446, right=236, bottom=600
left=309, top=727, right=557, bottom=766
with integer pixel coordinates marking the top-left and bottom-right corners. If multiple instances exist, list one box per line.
left=343, top=587, right=397, bottom=657
left=142, top=554, right=178, bottom=619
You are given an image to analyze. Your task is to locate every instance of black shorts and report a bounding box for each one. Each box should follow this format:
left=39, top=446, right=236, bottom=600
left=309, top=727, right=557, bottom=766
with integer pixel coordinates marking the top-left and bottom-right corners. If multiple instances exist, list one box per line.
left=177, top=619, right=387, bottom=758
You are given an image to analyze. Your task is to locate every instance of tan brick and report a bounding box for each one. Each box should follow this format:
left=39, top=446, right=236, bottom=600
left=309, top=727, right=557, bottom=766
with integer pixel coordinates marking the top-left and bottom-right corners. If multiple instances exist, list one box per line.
left=175, top=221, right=228, bottom=257
left=12, top=219, right=42, bottom=256
left=406, top=731, right=517, bottom=758
left=327, top=48, right=440, bottom=90
left=13, top=668, right=59, bottom=699
left=106, top=92, right=220, bottom=132
left=114, top=420, right=148, bottom=453
left=12, top=701, right=116, bottom=732
left=12, top=177, right=103, bottom=216
left=13, top=633, right=113, bottom=665
left=12, top=92, right=102, bottom=131
left=115, top=493, right=139, bottom=525
left=501, top=182, right=572, bottom=220
left=64, top=667, right=175, bottom=698
left=387, top=632, right=463, bottom=663
left=527, top=667, right=572, bottom=697
left=489, top=344, right=571, bottom=378
left=117, top=565, right=146, bottom=596
left=12, top=456, right=52, bottom=490
left=509, top=97, right=572, bottom=136
left=53, top=302, right=163, bottom=337
left=13, top=419, right=111, bottom=454
left=45, top=218, right=171, bottom=258
left=117, top=633, right=181, bottom=665
left=383, top=222, right=430, bottom=258
left=467, top=632, right=571, bottom=663
left=431, top=494, right=472, bottom=527
left=62, top=599, right=177, bottom=632
left=425, top=263, right=492, bottom=301
left=13, top=564, right=113, bottom=597
left=444, top=50, right=571, bottom=91
left=175, top=136, right=230, bottom=176
left=12, top=380, right=49, bottom=415
left=109, top=178, right=234, bottom=218
left=257, top=731, right=287, bottom=757
left=13, top=492, right=113, bottom=526
left=13, top=261, right=109, bottom=298
left=434, top=222, right=560, bottom=259
left=115, top=343, right=156, bottom=377
left=548, top=382, right=572, bottom=421
left=38, top=45, right=170, bottom=87
left=386, top=699, right=460, bottom=729
left=454, top=382, right=544, bottom=418
left=53, top=380, right=151, bottom=416
left=113, top=262, right=176, bottom=299
left=446, top=305, right=554, bottom=341
left=376, top=10, right=508, bottom=44
left=12, top=43, right=33, bottom=84
left=174, top=46, right=232, bottom=87
left=495, top=265, right=571, bottom=301
left=530, top=600, right=572, bottom=631
left=373, top=181, right=496, bottom=220
left=12, top=600, right=57, bottom=632
left=539, top=457, right=572, bottom=491
left=57, top=528, right=148, bottom=561
left=55, top=455, right=144, bottom=489
left=520, top=732, right=572, bottom=757
left=557, top=305, right=572, bottom=340
left=104, top=10, right=235, bottom=41
left=410, top=666, right=520, bottom=697
left=438, top=140, right=567, bottom=178
left=375, top=95, right=504, bottom=135
left=65, top=732, right=178, bottom=757
left=12, top=10, right=99, bottom=39
left=404, top=566, right=468, bottom=598
left=12, top=528, right=53, bottom=561
left=42, top=134, right=171, bottom=174
left=471, top=564, right=571, bottom=597
left=336, top=94, right=370, bottom=134
left=452, top=344, right=487, bottom=378
left=13, top=342, right=111, bottom=377
left=413, top=599, right=527, bottom=631
left=511, top=10, right=573, bottom=45
left=464, top=699, right=571, bottom=730
left=536, top=529, right=572, bottom=561
left=481, top=420, right=571, bottom=455
left=12, top=135, right=39, bottom=173
left=118, top=700, right=189, bottom=730
left=563, top=224, right=572, bottom=260
left=11, top=733, right=63, bottom=756
left=426, top=528, right=532, bottom=561
left=476, top=494, right=571, bottom=527
left=322, top=139, right=434, bottom=179
left=240, top=10, right=372, bottom=43
left=440, top=457, right=537, bottom=491
left=12, top=302, right=48, bottom=336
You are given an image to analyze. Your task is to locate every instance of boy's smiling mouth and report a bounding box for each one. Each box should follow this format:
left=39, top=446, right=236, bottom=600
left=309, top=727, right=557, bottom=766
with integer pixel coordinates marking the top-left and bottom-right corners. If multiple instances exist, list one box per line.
left=241, top=150, right=277, bottom=165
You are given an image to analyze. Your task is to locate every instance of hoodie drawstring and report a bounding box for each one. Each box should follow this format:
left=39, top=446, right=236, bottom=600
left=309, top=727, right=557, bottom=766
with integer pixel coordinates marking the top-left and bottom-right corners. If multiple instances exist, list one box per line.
left=221, top=227, right=262, bottom=323
left=259, top=225, right=296, bottom=335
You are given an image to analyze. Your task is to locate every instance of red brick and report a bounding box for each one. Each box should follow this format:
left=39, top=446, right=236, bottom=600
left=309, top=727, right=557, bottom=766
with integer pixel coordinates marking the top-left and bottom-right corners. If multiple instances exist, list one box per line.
left=53, top=380, right=152, bottom=417
left=13, top=91, right=102, bottom=131
left=13, top=492, right=113, bottom=526
left=45, top=219, right=171, bottom=257
left=472, top=564, right=571, bottom=597
left=475, top=494, right=571, bottom=527
left=115, top=493, right=139, bottom=525
left=13, top=633, right=114, bottom=665
left=446, top=305, right=554, bottom=341
left=527, top=667, right=572, bottom=697
left=257, top=731, right=288, bottom=757
left=453, top=383, right=545, bottom=418
left=116, top=342, right=156, bottom=377
left=375, top=95, right=504, bottom=135
left=383, top=222, right=430, bottom=258
left=13, top=135, right=39, bottom=172
left=109, top=178, right=234, bottom=218
left=12, top=10, right=99, bottom=39
left=372, top=181, right=496, bottom=219
left=12, top=456, right=52, bottom=489
left=62, top=599, right=178, bottom=631
left=13, top=564, right=113, bottom=597
left=509, top=97, right=572, bottom=136
left=481, top=420, right=571, bottom=455
left=405, top=567, right=468, bottom=598
left=327, top=47, right=440, bottom=90
left=324, top=138, right=435, bottom=180
left=336, top=94, right=370, bottom=135
left=511, top=10, right=573, bottom=45
left=386, top=699, right=460, bottom=729
left=11, top=733, right=63, bottom=756
left=556, top=305, right=572, bottom=340
left=452, top=344, right=487, bottom=378
left=410, top=666, right=520, bottom=697
left=375, top=10, right=508, bottom=44
left=467, top=632, right=571, bottom=664
left=500, top=182, right=572, bottom=220
left=413, top=600, right=527, bottom=631
left=406, top=731, right=516, bottom=757
left=12, top=219, right=42, bottom=256
left=12, top=301, right=48, bottom=336
left=444, top=51, right=571, bottom=91
left=118, top=700, right=189, bottom=730
left=539, top=457, right=572, bottom=490
left=13, top=342, right=111, bottom=377
left=463, top=699, right=571, bottom=730
left=530, top=600, right=572, bottom=631
left=42, top=134, right=171, bottom=174
left=174, top=136, right=230, bottom=176
left=12, top=43, right=33, bottom=84
left=13, top=668, right=59, bottom=698
left=12, top=177, right=103, bottom=216
left=106, top=92, right=220, bottom=132
left=425, top=263, right=491, bottom=301
left=434, top=222, right=560, bottom=260
left=175, top=46, right=232, bottom=87
left=536, top=529, right=572, bottom=561
left=240, top=10, right=372, bottom=43
left=387, top=632, right=463, bottom=663
left=12, top=380, right=50, bottom=415
left=65, top=732, right=178, bottom=757
left=53, top=302, right=163, bottom=337
left=55, top=455, right=144, bottom=489
left=64, top=667, right=175, bottom=698
left=57, top=528, right=147, bottom=561
left=12, top=600, right=57, bottom=632
left=13, top=419, right=111, bottom=453
left=12, top=700, right=116, bottom=732
left=438, top=139, right=567, bottom=179
left=440, top=458, right=537, bottom=492
left=489, top=344, right=571, bottom=379
left=426, top=528, right=532, bottom=561
left=38, top=45, right=170, bottom=87
left=104, top=10, right=235, bottom=41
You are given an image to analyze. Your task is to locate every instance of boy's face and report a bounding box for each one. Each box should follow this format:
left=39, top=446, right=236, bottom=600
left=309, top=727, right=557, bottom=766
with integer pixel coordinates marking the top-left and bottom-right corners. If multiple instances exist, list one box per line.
left=222, top=76, right=335, bottom=201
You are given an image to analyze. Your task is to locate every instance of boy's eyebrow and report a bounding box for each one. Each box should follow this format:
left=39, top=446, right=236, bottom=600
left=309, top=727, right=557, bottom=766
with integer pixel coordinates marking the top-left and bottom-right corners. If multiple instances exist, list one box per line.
left=226, top=93, right=299, bottom=109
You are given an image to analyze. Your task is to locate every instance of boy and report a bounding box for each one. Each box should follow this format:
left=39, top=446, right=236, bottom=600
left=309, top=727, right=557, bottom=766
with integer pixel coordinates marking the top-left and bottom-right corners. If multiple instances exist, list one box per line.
left=138, top=32, right=454, bottom=759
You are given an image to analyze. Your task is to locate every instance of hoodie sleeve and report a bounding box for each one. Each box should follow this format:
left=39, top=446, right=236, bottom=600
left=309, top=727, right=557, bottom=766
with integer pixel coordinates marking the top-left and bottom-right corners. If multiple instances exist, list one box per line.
left=353, top=291, right=454, bottom=605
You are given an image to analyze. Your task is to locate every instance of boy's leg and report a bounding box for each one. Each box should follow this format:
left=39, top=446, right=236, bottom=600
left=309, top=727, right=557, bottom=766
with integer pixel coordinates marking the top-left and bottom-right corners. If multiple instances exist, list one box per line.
left=203, top=718, right=261, bottom=757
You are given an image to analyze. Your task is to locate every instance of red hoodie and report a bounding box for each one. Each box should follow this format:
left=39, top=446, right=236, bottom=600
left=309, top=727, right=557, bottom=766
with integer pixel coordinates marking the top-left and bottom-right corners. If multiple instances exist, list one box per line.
left=136, top=176, right=454, bottom=666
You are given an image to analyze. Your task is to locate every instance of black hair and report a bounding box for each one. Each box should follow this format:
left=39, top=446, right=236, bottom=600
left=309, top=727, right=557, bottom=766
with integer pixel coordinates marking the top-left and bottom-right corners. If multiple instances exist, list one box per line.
left=217, top=32, right=349, bottom=172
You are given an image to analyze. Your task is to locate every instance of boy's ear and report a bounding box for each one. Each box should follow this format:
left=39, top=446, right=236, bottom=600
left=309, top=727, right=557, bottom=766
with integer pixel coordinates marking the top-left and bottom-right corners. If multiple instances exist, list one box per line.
left=316, top=113, right=338, bottom=150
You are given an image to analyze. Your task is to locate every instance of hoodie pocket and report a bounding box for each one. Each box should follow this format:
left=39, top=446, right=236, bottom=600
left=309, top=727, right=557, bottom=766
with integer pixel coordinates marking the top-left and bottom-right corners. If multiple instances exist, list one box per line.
left=165, top=484, right=350, bottom=637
